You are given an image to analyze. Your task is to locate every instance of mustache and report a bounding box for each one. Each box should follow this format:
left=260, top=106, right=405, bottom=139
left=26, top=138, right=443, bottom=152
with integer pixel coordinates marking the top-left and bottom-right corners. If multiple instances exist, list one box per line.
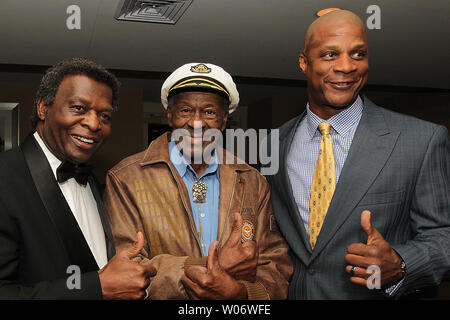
left=171, top=128, right=223, bottom=142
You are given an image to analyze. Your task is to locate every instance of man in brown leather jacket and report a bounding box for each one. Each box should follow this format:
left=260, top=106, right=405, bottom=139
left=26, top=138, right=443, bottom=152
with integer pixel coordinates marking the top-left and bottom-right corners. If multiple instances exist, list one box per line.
left=104, top=62, right=292, bottom=300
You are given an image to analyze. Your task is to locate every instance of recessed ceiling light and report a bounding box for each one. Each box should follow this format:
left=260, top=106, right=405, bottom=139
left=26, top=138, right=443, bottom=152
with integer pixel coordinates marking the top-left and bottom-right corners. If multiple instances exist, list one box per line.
left=316, top=8, right=341, bottom=17
left=115, top=0, right=193, bottom=24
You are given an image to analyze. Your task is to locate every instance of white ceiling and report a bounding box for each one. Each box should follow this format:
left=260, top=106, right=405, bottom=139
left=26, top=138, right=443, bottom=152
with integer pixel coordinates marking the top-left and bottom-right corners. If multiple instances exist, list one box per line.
left=0, top=0, right=449, bottom=89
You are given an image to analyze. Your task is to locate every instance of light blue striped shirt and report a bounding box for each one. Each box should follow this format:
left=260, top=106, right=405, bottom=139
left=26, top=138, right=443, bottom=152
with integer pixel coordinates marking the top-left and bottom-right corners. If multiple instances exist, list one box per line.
left=287, top=96, right=364, bottom=233
left=168, top=141, right=220, bottom=256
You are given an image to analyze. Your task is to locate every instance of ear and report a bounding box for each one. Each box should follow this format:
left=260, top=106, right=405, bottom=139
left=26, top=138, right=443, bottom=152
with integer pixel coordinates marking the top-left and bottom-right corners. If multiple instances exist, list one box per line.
left=220, top=111, right=229, bottom=131
left=37, top=100, right=48, bottom=121
left=299, top=53, right=308, bottom=74
left=167, top=107, right=173, bottom=128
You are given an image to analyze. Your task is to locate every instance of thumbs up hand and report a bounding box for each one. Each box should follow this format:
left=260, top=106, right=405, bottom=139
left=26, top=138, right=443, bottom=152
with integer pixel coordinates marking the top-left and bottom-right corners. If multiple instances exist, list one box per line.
left=360, top=210, right=384, bottom=245
left=218, top=212, right=258, bottom=282
left=345, top=210, right=405, bottom=287
left=98, top=232, right=157, bottom=300
left=182, top=241, right=247, bottom=300
left=122, top=231, right=146, bottom=259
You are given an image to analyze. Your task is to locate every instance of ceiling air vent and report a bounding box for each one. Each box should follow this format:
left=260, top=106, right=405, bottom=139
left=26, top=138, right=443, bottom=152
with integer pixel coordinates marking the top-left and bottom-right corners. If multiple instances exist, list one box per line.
left=115, top=0, right=193, bottom=24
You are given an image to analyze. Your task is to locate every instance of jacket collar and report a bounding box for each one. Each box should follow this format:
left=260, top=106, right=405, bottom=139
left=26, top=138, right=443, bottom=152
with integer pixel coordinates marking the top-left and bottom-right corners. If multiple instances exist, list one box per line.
left=140, top=131, right=251, bottom=173
left=139, top=131, right=252, bottom=249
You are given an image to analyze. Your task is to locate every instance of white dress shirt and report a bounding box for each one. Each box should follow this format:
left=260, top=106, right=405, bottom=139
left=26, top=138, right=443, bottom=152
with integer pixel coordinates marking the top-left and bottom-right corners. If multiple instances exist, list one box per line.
left=33, top=132, right=108, bottom=269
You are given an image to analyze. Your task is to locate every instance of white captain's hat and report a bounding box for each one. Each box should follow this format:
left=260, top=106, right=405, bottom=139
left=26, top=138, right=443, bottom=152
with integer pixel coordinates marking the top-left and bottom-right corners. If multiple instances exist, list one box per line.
left=161, top=62, right=239, bottom=113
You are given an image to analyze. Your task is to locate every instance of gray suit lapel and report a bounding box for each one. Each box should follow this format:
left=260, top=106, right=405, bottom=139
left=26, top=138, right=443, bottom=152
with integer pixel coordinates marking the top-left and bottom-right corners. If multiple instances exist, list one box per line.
left=310, top=98, right=400, bottom=261
left=277, top=111, right=314, bottom=261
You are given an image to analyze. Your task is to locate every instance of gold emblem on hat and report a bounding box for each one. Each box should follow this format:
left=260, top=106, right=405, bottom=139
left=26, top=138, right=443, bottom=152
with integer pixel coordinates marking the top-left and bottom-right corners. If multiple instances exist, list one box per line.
left=241, top=221, right=254, bottom=242
left=190, top=64, right=211, bottom=73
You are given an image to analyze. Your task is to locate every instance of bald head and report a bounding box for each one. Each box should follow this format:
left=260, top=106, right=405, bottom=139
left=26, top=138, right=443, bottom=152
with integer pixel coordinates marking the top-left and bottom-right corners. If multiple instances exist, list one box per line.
left=303, top=10, right=367, bottom=54
left=298, top=9, right=369, bottom=119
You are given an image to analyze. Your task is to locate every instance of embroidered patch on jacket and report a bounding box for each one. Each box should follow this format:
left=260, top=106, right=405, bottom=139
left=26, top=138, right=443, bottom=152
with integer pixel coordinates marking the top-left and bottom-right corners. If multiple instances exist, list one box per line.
left=241, top=220, right=254, bottom=242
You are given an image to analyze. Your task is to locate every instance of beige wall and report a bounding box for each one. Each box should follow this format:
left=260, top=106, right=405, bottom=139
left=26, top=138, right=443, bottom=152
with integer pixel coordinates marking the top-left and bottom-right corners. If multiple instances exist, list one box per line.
left=362, top=91, right=450, bottom=129
left=0, top=82, right=37, bottom=141
left=90, top=87, right=143, bottom=184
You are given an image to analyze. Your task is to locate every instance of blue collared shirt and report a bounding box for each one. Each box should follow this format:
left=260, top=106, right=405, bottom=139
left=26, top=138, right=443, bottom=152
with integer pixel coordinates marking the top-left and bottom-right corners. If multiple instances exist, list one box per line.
left=287, top=95, right=364, bottom=233
left=168, top=141, right=220, bottom=256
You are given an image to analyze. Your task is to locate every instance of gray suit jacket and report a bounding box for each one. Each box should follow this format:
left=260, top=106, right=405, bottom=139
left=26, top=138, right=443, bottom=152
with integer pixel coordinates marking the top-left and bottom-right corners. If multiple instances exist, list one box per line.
left=266, top=96, right=450, bottom=299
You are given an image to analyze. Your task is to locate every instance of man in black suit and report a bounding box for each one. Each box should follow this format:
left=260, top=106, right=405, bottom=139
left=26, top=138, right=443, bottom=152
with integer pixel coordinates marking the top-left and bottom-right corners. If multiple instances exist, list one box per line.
left=0, top=58, right=155, bottom=299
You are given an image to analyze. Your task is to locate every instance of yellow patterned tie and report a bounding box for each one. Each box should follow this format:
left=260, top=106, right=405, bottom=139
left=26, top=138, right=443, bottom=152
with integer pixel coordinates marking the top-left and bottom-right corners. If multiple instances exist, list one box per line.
left=309, top=121, right=336, bottom=249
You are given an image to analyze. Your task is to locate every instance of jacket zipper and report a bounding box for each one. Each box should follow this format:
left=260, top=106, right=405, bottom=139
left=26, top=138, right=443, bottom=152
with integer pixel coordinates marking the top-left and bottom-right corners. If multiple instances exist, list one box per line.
left=218, top=171, right=238, bottom=249
left=166, top=164, right=204, bottom=256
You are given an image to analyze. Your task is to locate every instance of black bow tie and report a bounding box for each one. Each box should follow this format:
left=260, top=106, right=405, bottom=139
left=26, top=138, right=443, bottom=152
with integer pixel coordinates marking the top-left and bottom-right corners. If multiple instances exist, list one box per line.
left=56, top=160, right=92, bottom=186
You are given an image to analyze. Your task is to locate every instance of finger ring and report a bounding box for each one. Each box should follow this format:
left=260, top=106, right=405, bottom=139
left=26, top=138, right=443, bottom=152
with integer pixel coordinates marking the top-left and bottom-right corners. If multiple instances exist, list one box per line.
left=350, top=266, right=356, bottom=276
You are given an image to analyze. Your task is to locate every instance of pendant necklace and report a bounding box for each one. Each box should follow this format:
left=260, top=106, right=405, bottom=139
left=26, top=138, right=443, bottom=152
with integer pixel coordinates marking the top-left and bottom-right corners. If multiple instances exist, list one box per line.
left=190, top=171, right=207, bottom=203
left=187, top=169, right=208, bottom=255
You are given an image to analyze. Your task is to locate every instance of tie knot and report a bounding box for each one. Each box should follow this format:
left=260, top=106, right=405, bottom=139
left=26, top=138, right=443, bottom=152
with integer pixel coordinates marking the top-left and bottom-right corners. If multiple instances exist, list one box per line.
left=56, top=160, right=92, bottom=185
left=318, top=121, right=331, bottom=136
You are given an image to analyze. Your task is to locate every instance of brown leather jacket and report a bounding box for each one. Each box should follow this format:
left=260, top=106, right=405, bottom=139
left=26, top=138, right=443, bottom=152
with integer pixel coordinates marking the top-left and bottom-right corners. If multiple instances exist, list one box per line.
left=104, top=132, right=292, bottom=299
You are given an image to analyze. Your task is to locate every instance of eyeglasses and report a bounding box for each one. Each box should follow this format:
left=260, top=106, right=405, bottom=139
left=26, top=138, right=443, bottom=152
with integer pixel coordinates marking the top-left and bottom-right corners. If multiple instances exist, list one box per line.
left=174, top=107, right=223, bottom=120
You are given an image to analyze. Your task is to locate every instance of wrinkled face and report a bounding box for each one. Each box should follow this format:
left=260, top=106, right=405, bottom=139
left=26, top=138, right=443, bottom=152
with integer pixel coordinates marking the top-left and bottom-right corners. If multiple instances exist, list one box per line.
left=300, top=19, right=369, bottom=112
left=36, top=74, right=113, bottom=164
left=167, top=91, right=228, bottom=162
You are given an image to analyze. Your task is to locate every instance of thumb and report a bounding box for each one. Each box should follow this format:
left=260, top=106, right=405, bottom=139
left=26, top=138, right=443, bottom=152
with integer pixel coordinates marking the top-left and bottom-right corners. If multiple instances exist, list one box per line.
left=123, top=231, right=145, bottom=259
left=361, top=210, right=381, bottom=244
left=207, top=241, right=220, bottom=272
left=228, top=212, right=243, bottom=245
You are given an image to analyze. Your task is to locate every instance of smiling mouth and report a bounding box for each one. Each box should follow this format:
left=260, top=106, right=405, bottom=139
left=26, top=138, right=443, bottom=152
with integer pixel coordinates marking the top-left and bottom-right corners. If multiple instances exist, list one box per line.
left=329, top=81, right=356, bottom=87
left=71, top=134, right=96, bottom=144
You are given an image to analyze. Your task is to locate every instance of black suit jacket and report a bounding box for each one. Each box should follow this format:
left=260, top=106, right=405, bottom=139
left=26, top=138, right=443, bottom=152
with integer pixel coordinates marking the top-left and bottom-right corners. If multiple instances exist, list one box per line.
left=0, top=134, right=115, bottom=299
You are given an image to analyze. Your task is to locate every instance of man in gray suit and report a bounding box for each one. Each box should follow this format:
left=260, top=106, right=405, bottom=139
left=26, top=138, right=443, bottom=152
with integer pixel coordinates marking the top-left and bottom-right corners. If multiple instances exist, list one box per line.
left=266, top=9, right=450, bottom=299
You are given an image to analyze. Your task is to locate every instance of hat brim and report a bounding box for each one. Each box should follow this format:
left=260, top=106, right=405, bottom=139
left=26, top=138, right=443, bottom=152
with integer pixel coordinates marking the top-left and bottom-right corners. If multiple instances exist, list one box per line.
left=168, top=86, right=231, bottom=104
left=168, top=76, right=231, bottom=101
left=161, top=63, right=239, bottom=114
